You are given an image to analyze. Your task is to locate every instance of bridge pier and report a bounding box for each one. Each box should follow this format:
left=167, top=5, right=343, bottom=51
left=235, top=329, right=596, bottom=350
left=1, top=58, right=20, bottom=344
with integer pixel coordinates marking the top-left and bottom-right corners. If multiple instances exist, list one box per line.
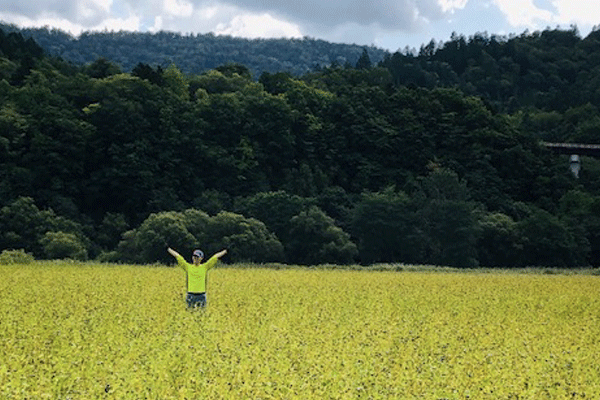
left=569, top=154, right=580, bottom=178
left=542, top=142, right=600, bottom=178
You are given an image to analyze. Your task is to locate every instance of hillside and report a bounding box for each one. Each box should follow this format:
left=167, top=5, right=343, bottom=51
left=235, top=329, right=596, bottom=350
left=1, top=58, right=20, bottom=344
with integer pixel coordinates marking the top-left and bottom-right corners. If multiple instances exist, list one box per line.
left=1, top=25, right=600, bottom=268
left=0, top=22, right=389, bottom=78
left=380, top=27, right=600, bottom=114
left=6, top=22, right=600, bottom=119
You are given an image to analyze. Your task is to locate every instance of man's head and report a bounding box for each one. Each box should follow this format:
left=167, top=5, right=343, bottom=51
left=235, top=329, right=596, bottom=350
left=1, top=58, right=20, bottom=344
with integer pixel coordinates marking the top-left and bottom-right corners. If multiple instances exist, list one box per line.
left=192, top=249, right=204, bottom=265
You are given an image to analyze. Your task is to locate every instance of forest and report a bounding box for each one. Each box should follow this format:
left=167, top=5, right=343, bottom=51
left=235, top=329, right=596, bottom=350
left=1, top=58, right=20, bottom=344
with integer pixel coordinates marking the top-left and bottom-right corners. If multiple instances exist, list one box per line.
left=1, top=25, right=600, bottom=268
left=0, top=22, right=389, bottom=78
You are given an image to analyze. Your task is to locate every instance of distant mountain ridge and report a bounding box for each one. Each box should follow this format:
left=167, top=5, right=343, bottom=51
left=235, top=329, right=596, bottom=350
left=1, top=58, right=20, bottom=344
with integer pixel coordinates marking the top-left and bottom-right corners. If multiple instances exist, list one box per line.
left=0, top=22, right=390, bottom=77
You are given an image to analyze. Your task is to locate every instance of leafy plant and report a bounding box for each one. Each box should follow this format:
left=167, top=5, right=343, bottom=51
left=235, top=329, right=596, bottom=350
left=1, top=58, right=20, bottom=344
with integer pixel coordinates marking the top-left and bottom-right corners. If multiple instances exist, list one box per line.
left=40, top=231, right=88, bottom=260
left=0, top=248, right=35, bottom=264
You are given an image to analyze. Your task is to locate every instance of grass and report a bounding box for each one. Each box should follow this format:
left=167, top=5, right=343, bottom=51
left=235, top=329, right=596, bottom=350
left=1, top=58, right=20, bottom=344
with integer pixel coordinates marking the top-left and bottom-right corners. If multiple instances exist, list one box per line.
left=1, top=262, right=599, bottom=399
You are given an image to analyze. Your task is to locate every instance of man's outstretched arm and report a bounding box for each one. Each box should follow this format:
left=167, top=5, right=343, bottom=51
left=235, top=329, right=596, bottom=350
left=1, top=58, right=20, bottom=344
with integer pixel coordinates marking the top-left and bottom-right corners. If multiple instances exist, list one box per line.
left=214, top=249, right=227, bottom=259
left=167, top=247, right=187, bottom=271
left=167, top=247, right=181, bottom=259
left=205, top=249, right=227, bottom=270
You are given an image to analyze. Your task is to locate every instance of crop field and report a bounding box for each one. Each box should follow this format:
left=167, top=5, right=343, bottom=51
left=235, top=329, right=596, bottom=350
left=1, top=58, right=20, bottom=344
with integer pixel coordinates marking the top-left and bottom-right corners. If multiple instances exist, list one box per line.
left=1, top=263, right=599, bottom=399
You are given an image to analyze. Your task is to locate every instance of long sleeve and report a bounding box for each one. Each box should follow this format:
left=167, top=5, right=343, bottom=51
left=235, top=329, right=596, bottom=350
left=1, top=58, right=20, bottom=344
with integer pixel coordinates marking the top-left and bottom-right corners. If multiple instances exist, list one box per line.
left=173, top=253, right=188, bottom=272
left=203, top=254, right=221, bottom=271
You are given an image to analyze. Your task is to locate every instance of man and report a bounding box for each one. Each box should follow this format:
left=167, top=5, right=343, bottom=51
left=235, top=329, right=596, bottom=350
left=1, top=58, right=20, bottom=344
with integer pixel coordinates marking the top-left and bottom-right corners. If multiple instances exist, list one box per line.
left=167, top=247, right=227, bottom=309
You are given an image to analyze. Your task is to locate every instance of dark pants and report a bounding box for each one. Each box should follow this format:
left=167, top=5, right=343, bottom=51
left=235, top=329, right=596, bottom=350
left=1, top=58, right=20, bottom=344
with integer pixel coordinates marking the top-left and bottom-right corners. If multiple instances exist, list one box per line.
left=186, top=292, right=207, bottom=309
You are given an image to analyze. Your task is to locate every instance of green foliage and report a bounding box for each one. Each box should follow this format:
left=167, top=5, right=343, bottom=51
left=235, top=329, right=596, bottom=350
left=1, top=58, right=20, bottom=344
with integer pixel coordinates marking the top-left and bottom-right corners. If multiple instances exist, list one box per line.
left=0, top=28, right=44, bottom=85
left=5, top=25, right=387, bottom=78
left=558, top=190, right=600, bottom=266
left=352, top=188, right=420, bottom=264
left=316, top=186, right=355, bottom=231
left=162, top=64, right=189, bottom=99
left=259, top=71, right=294, bottom=95
left=418, top=200, right=481, bottom=268
left=235, top=191, right=315, bottom=242
left=381, top=27, right=598, bottom=113
left=0, top=248, right=35, bottom=264
left=517, top=206, right=587, bottom=267
left=286, top=206, right=357, bottom=265
left=355, top=48, right=372, bottom=70
left=415, top=169, right=482, bottom=268
left=0, top=197, right=50, bottom=255
left=117, top=211, right=199, bottom=264
left=416, top=168, right=471, bottom=202
left=2, top=26, right=600, bottom=267
left=352, top=170, right=482, bottom=268
left=40, top=231, right=88, bottom=260
left=131, top=63, right=165, bottom=86
left=191, top=190, right=232, bottom=216
left=477, top=213, right=521, bottom=267
left=0, top=197, right=93, bottom=260
left=190, top=69, right=255, bottom=95
left=203, top=211, right=284, bottom=263
left=96, top=213, right=130, bottom=250
left=116, top=209, right=283, bottom=264
left=235, top=192, right=358, bottom=264
left=83, top=58, right=121, bottom=78
left=215, top=63, right=253, bottom=79
left=0, top=57, right=17, bottom=82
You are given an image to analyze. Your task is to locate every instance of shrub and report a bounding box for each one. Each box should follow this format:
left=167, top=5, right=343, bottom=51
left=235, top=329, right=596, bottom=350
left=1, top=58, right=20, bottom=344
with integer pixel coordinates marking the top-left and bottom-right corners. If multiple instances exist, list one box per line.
left=0, top=197, right=91, bottom=258
left=0, top=249, right=35, bottom=264
left=115, top=209, right=284, bottom=264
left=40, top=231, right=88, bottom=261
left=133, top=211, right=199, bottom=263
left=95, top=250, right=121, bottom=263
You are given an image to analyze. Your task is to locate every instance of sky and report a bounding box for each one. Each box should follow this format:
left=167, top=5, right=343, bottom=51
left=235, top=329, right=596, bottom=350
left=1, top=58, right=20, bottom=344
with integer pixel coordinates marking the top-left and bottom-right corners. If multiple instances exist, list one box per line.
left=0, top=0, right=598, bottom=52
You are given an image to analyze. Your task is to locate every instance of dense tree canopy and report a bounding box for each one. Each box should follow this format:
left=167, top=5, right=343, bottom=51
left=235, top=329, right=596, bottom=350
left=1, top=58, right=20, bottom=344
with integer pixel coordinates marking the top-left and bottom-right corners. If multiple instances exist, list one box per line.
left=1, top=27, right=599, bottom=267
left=0, top=23, right=387, bottom=78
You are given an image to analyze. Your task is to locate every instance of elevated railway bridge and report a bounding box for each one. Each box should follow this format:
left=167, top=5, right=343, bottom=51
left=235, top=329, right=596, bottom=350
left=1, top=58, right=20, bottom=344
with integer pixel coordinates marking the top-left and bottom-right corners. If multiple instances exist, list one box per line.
left=542, top=142, right=600, bottom=177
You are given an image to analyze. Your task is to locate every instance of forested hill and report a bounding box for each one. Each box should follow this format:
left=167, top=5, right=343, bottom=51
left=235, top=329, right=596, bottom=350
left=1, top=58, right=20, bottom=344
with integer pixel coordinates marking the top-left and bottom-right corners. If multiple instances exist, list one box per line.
left=0, top=22, right=389, bottom=77
left=5, top=22, right=600, bottom=117
left=1, top=25, right=600, bottom=269
left=380, top=27, right=600, bottom=114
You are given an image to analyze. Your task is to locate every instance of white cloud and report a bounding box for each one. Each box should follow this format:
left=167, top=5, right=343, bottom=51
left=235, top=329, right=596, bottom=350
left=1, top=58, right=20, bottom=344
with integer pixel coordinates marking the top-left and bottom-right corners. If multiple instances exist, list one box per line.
left=552, top=0, right=600, bottom=26
left=150, top=15, right=163, bottom=31
left=163, top=0, right=193, bottom=18
left=213, top=0, right=443, bottom=31
left=0, top=10, right=140, bottom=35
left=77, top=0, right=112, bottom=20
left=215, top=12, right=302, bottom=39
left=491, top=0, right=553, bottom=27
left=438, top=0, right=469, bottom=13
left=488, top=0, right=597, bottom=40
left=197, top=5, right=219, bottom=20
left=0, top=12, right=80, bottom=34
left=0, top=0, right=457, bottom=45
left=96, top=15, right=141, bottom=31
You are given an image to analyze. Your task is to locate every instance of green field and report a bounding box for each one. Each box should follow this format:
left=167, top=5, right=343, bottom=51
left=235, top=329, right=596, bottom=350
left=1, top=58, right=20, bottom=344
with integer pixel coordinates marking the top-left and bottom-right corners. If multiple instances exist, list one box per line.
left=1, top=263, right=599, bottom=399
